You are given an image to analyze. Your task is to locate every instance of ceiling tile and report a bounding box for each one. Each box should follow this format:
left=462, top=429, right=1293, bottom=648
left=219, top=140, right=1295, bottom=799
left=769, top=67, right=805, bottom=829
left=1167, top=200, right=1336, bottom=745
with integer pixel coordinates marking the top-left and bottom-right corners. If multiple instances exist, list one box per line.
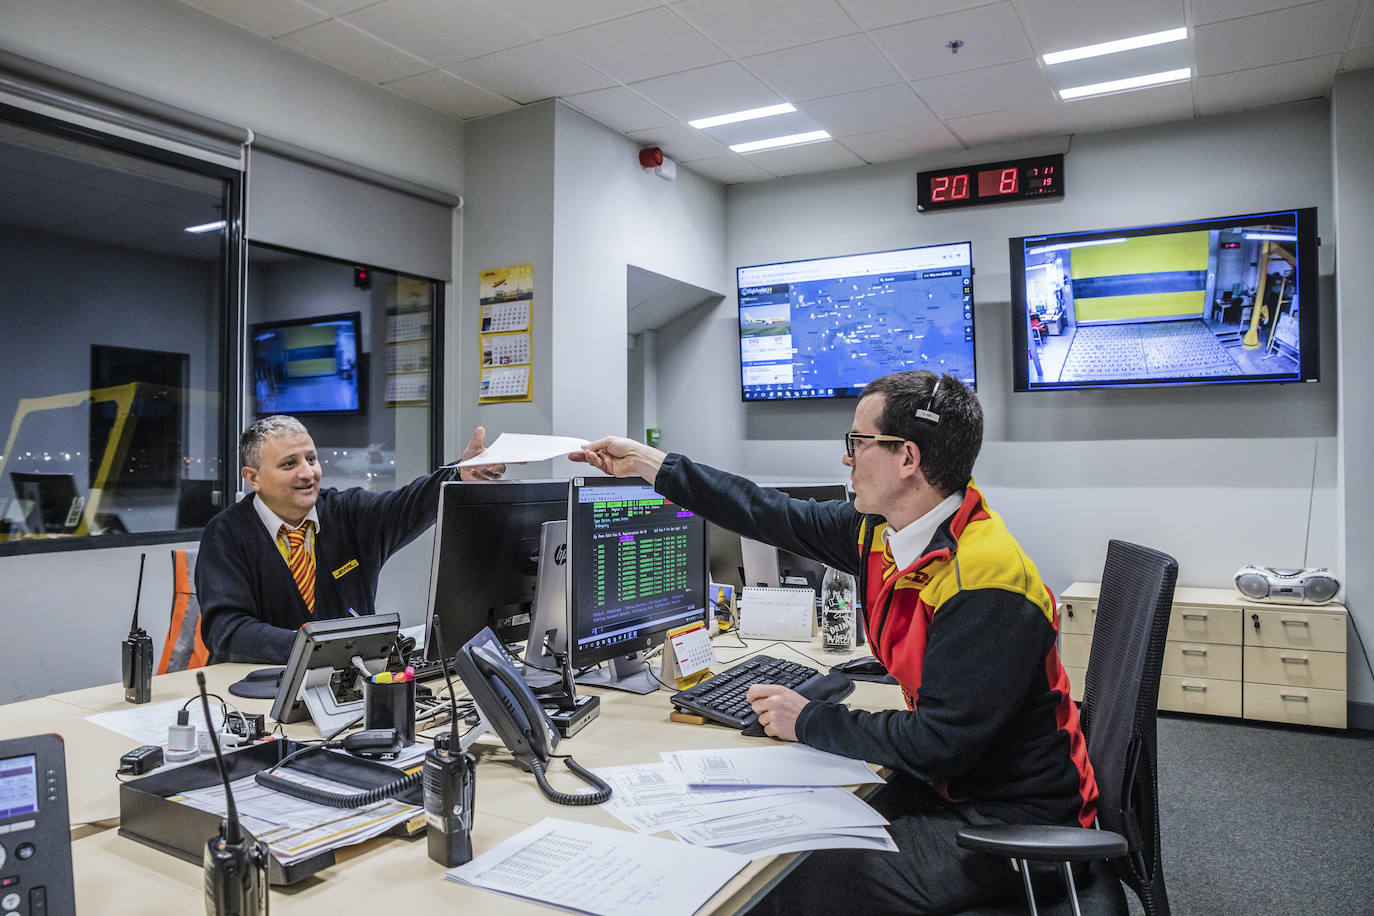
left=563, top=87, right=677, bottom=132
left=276, top=20, right=432, bottom=84
left=946, top=103, right=1074, bottom=146
left=1191, top=0, right=1312, bottom=26
left=1352, top=1, right=1374, bottom=45
left=627, top=122, right=732, bottom=162
left=300, top=0, right=381, bottom=14
left=683, top=155, right=779, bottom=184
left=871, top=3, right=1034, bottom=81
left=1042, top=40, right=1193, bottom=92
left=798, top=84, right=937, bottom=136
left=629, top=62, right=782, bottom=121
left=745, top=34, right=903, bottom=101
left=488, top=0, right=663, bottom=36
left=1019, top=0, right=1185, bottom=53
left=343, top=0, right=538, bottom=67
left=1193, top=0, right=1360, bottom=76
left=738, top=139, right=866, bottom=176
left=673, top=0, right=858, bottom=58
left=1343, top=44, right=1374, bottom=69
left=449, top=40, right=616, bottom=103
left=1064, top=80, right=1194, bottom=133
left=835, top=0, right=990, bottom=29
left=555, top=7, right=728, bottom=84
left=180, top=0, right=329, bottom=38
left=384, top=69, right=519, bottom=119
left=912, top=59, right=1057, bottom=118
left=837, top=122, right=962, bottom=162
left=1196, top=54, right=1339, bottom=114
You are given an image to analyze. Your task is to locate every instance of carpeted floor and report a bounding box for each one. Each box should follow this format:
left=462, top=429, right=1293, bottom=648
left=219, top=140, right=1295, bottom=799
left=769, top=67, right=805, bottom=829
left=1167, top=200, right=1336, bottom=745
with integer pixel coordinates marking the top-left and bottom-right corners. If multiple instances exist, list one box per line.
left=1131, top=714, right=1374, bottom=915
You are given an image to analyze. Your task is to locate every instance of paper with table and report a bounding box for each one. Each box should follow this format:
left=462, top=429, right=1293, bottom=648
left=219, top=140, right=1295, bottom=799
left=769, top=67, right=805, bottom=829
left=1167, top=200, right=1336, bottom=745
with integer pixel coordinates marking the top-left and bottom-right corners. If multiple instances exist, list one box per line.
left=454, top=432, right=590, bottom=467
left=86, top=698, right=226, bottom=746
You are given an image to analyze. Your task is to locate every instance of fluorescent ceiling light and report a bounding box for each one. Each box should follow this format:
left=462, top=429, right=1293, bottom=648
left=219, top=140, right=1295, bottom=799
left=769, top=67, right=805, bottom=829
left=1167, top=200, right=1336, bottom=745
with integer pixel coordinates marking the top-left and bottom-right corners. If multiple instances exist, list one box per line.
left=184, top=220, right=226, bottom=233
left=689, top=103, right=796, bottom=129
left=1059, top=68, right=1191, bottom=100
left=1043, top=28, right=1187, bottom=66
left=730, top=130, right=830, bottom=154
left=1028, top=238, right=1128, bottom=255
left=1243, top=232, right=1296, bottom=241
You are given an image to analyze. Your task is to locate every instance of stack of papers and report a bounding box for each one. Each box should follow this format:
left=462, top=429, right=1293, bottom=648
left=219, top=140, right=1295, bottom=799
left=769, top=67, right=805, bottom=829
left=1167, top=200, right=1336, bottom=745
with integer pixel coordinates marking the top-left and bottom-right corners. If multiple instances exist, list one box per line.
left=597, top=745, right=895, bottom=860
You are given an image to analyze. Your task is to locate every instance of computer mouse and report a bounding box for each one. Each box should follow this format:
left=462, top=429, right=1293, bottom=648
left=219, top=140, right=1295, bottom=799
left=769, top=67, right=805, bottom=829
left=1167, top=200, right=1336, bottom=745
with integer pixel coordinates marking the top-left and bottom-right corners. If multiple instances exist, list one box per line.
left=835, top=656, right=888, bottom=677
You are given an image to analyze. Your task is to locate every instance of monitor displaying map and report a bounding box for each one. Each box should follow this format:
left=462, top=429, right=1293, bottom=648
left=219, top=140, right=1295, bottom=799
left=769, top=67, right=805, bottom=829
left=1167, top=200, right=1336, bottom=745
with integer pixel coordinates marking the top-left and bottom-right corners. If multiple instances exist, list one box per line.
left=736, top=241, right=975, bottom=401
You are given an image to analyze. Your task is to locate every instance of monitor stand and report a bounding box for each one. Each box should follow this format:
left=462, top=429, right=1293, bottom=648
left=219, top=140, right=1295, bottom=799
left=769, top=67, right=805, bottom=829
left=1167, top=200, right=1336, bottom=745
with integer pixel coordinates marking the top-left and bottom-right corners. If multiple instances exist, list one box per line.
left=576, top=653, right=660, bottom=695
left=522, top=520, right=567, bottom=692
left=299, top=666, right=366, bottom=735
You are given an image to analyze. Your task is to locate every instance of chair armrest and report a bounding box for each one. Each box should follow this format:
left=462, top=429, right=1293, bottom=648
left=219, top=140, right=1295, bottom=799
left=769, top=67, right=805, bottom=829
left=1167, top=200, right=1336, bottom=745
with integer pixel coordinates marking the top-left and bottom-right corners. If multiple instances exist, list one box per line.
left=956, top=824, right=1128, bottom=861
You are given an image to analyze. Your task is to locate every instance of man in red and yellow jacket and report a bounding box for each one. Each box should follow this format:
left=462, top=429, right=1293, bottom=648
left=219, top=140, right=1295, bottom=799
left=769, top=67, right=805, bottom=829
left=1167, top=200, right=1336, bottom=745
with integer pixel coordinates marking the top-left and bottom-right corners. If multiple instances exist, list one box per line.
left=574, top=370, right=1096, bottom=914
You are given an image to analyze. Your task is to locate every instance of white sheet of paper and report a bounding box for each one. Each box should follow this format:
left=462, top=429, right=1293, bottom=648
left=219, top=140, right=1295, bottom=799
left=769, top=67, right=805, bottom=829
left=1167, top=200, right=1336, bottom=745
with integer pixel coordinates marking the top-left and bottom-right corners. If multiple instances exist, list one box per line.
left=455, top=432, right=590, bottom=467
left=665, top=744, right=883, bottom=788
left=671, top=788, right=887, bottom=847
left=717, top=827, right=897, bottom=860
left=446, top=817, right=748, bottom=916
left=594, top=762, right=808, bottom=833
left=86, top=698, right=225, bottom=746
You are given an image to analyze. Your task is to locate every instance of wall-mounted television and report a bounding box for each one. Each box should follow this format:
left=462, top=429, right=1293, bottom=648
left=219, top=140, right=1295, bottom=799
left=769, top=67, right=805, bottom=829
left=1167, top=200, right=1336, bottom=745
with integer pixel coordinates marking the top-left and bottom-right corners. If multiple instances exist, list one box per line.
left=737, top=241, right=975, bottom=401
left=251, top=312, right=363, bottom=415
left=1010, top=208, right=1318, bottom=392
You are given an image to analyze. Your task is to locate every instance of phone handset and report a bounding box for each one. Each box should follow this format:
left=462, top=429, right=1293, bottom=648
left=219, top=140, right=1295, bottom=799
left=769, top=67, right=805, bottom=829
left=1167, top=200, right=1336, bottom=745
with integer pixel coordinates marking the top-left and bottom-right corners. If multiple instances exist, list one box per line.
left=469, top=643, right=612, bottom=806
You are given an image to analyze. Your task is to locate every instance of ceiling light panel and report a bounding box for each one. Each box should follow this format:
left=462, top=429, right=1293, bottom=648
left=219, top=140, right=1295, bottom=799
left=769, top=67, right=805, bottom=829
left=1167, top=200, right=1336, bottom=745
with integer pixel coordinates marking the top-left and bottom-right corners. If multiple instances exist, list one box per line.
left=1059, top=68, right=1191, bottom=100
left=730, top=130, right=831, bottom=153
left=1043, top=28, right=1187, bottom=65
left=689, top=103, right=796, bottom=129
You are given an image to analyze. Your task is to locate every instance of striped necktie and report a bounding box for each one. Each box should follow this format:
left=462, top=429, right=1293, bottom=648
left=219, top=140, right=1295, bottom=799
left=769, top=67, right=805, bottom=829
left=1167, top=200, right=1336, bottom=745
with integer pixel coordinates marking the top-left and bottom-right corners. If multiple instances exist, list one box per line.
left=281, top=523, right=316, bottom=613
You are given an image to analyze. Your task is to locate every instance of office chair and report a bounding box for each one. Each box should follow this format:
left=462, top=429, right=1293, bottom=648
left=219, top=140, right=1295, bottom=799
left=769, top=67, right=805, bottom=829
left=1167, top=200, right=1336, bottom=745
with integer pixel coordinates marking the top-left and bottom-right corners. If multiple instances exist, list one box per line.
left=157, top=548, right=209, bottom=674
left=957, top=539, right=1178, bottom=916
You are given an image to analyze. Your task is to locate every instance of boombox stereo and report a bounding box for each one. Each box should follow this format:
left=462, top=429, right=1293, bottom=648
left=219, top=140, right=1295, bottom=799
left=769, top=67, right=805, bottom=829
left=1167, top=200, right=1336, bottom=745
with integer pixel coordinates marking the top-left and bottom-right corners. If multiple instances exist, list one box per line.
left=1233, top=566, right=1340, bottom=604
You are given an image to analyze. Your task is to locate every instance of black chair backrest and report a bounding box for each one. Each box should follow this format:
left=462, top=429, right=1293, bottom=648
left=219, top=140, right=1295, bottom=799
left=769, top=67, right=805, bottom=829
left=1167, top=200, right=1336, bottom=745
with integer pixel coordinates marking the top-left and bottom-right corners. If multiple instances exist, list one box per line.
left=1079, top=540, right=1177, bottom=916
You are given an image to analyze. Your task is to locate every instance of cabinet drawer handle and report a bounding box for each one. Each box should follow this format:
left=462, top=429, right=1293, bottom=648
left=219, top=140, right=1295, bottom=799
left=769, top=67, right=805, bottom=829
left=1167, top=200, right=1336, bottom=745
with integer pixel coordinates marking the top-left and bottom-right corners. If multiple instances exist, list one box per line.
left=1280, top=693, right=1310, bottom=702
left=1181, top=648, right=1208, bottom=656
left=1279, top=619, right=1310, bottom=627
left=1181, top=684, right=1208, bottom=692
left=1181, top=613, right=1209, bottom=621
left=1279, top=656, right=1309, bottom=665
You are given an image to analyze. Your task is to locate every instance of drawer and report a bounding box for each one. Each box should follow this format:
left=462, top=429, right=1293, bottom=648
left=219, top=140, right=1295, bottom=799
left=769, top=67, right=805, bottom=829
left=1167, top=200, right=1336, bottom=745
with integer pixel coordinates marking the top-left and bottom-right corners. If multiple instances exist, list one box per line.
left=1064, top=665, right=1086, bottom=703
left=1059, top=598, right=1097, bottom=636
left=1167, top=605, right=1241, bottom=645
left=1243, top=683, right=1346, bottom=728
left=1244, top=607, right=1347, bottom=653
left=1162, top=641, right=1242, bottom=680
left=1244, top=647, right=1347, bottom=691
left=1158, top=675, right=1242, bottom=717
left=1059, top=633, right=1093, bottom=669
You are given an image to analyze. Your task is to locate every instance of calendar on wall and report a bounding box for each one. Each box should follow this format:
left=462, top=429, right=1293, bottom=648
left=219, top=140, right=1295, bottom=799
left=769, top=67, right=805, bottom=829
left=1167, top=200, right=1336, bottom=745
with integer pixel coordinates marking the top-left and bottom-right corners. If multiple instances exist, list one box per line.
left=386, top=276, right=434, bottom=408
left=477, top=263, right=534, bottom=403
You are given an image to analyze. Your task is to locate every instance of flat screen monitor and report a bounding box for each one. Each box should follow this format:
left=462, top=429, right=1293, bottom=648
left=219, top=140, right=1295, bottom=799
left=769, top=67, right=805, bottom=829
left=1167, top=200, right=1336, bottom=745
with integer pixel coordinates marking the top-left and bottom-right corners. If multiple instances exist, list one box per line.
left=706, top=483, right=849, bottom=592
left=566, top=476, right=708, bottom=693
left=251, top=311, right=363, bottom=415
left=737, top=241, right=975, bottom=401
left=9, top=471, right=82, bottom=534
left=1010, top=208, right=1319, bottom=391
left=269, top=612, right=400, bottom=732
left=423, top=480, right=569, bottom=661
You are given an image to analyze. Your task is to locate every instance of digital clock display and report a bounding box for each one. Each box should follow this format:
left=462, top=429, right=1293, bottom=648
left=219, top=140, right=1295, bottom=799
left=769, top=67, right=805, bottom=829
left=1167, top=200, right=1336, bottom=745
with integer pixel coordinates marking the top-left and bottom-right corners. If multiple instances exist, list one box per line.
left=917, top=154, right=1064, bottom=212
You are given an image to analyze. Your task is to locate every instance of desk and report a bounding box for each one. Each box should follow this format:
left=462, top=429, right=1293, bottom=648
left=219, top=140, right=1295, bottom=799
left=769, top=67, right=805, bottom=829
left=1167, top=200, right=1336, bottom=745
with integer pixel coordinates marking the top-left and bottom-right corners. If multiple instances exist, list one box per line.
left=18, top=639, right=900, bottom=913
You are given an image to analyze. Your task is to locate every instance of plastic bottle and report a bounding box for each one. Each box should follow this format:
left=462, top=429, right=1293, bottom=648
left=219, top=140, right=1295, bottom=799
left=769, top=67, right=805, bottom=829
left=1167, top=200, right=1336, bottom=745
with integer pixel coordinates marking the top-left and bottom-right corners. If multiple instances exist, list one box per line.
left=821, top=567, right=857, bottom=653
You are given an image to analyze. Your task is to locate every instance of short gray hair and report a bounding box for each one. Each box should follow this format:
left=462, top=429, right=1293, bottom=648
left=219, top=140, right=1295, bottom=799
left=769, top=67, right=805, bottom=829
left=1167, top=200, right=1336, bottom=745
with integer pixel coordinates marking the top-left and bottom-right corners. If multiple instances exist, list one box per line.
left=240, top=415, right=308, bottom=468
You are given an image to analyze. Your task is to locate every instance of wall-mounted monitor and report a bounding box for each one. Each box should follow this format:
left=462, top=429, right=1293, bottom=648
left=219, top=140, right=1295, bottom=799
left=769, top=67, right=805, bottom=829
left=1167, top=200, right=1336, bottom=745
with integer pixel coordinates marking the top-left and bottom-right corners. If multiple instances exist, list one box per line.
left=1010, top=208, right=1319, bottom=391
left=737, top=242, right=975, bottom=401
left=251, top=312, right=363, bottom=415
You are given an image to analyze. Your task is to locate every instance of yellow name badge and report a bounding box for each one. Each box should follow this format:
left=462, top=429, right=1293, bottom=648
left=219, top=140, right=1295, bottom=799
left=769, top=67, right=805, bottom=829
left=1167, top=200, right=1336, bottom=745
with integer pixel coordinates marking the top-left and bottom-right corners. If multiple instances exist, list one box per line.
left=331, top=559, right=360, bottom=580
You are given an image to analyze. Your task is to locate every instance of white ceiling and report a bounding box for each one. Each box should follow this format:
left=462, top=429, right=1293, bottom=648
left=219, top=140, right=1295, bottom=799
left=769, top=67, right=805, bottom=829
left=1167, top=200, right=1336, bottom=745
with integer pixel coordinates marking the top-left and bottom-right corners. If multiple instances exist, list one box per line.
left=176, top=0, right=1374, bottom=184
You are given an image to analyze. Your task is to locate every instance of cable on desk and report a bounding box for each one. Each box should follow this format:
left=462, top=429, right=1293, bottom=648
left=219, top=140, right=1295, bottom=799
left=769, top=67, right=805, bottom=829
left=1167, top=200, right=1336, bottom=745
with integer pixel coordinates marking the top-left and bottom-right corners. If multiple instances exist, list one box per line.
left=251, top=712, right=422, bottom=808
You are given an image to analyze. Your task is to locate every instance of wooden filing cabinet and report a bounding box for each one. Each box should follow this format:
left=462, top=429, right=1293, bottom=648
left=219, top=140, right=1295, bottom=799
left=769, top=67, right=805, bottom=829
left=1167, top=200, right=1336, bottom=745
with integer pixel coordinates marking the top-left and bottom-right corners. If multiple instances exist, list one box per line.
left=1056, top=582, right=1347, bottom=728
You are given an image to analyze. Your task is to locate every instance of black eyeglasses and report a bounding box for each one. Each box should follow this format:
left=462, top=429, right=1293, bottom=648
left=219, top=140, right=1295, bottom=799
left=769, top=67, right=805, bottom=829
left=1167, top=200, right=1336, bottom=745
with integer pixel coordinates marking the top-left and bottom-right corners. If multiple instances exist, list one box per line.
left=844, top=432, right=906, bottom=458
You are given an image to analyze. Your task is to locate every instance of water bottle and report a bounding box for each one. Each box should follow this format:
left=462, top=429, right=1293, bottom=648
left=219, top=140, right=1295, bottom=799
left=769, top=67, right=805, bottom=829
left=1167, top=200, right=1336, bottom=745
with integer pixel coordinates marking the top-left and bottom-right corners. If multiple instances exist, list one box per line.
left=821, top=567, right=857, bottom=653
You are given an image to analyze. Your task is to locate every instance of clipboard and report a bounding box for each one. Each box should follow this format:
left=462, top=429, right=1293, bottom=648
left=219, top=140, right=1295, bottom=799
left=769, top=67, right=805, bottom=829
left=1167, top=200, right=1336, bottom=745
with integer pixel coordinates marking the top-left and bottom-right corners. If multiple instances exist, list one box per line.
left=740, top=586, right=815, bottom=642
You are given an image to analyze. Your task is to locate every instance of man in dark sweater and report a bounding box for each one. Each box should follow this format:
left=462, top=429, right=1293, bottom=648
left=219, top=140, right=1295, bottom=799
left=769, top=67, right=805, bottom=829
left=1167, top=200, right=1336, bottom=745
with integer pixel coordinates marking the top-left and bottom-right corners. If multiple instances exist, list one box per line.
left=197, top=416, right=504, bottom=664
left=571, top=371, right=1096, bottom=914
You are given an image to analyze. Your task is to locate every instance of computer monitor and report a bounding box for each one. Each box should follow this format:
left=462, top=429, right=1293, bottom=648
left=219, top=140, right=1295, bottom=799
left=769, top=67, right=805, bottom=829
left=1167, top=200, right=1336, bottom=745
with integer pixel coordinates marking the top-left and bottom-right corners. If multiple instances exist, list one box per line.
left=269, top=612, right=400, bottom=734
left=423, top=480, right=569, bottom=661
left=9, top=471, right=83, bottom=535
left=566, top=476, right=709, bottom=694
left=707, top=483, right=849, bottom=592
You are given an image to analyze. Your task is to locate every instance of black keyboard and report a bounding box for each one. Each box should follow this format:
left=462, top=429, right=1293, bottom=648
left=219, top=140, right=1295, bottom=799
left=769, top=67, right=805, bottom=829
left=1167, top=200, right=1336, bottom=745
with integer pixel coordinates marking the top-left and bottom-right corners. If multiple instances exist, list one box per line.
left=670, top=654, right=854, bottom=730
left=408, top=652, right=456, bottom=683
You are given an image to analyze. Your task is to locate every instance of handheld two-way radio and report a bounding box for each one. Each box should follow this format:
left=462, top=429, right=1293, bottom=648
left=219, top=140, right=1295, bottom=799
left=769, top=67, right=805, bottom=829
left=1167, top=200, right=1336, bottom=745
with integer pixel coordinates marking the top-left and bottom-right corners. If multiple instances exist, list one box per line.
left=199, top=671, right=270, bottom=916
left=423, top=620, right=477, bottom=867
left=122, top=552, right=153, bottom=704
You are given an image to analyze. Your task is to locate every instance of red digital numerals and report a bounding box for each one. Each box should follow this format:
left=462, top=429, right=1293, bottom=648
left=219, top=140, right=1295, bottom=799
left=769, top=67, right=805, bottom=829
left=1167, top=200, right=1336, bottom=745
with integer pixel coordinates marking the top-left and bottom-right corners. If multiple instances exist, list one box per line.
left=930, top=173, right=970, bottom=202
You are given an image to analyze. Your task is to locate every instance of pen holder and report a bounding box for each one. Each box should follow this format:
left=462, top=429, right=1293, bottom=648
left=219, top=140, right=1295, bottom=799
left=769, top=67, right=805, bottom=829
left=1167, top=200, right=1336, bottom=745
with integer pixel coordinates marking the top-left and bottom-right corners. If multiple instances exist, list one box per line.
left=363, top=677, right=416, bottom=746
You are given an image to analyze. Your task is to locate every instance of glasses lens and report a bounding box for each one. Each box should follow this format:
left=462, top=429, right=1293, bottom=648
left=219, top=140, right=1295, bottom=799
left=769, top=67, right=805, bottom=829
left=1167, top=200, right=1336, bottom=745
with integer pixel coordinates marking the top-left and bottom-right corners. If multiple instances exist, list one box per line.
left=844, top=433, right=857, bottom=458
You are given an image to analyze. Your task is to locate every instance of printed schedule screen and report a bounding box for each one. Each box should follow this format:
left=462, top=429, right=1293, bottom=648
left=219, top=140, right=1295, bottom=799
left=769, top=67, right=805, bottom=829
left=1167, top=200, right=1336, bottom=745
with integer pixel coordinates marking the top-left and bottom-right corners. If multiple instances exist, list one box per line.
left=568, top=480, right=707, bottom=664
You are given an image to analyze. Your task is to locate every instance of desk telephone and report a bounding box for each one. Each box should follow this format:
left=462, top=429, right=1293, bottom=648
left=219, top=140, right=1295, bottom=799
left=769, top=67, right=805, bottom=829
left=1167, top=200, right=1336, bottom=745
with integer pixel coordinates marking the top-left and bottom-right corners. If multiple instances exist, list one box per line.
left=452, top=627, right=610, bottom=806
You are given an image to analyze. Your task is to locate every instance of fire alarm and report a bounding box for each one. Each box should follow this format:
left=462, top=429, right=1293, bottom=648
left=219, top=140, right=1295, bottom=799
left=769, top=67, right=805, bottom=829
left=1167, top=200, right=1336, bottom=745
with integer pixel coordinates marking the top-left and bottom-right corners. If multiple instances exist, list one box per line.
left=638, top=147, right=664, bottom=168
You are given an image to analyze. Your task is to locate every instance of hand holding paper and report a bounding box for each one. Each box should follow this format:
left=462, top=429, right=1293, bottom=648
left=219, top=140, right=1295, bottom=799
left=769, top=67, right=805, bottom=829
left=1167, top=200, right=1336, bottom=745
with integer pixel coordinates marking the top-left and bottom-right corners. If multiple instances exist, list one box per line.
left=454, top=432, right=591, bottom=467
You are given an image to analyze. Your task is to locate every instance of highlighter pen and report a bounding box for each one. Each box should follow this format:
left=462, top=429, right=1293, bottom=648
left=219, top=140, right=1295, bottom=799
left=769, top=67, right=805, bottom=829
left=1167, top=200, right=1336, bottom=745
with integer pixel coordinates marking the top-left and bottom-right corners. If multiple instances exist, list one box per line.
left=404, top=665, right=415, bottom=682
left=375, top=672, right=393, bottom=684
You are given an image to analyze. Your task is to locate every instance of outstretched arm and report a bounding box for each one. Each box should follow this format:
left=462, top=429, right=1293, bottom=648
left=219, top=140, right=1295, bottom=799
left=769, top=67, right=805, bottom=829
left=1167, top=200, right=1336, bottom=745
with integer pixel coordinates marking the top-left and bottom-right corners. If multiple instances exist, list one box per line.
left=570, top=436, right=667, bottom=483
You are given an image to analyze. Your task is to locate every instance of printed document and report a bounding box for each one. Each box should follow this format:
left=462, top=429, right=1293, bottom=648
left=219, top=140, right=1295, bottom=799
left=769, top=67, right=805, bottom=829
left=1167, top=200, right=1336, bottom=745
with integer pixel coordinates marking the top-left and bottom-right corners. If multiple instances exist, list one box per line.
left=665, top=744, right=883, bottom=788
left=455, top=432, right=590, bottom=467
left=671, top=787, right=887, bottom=847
